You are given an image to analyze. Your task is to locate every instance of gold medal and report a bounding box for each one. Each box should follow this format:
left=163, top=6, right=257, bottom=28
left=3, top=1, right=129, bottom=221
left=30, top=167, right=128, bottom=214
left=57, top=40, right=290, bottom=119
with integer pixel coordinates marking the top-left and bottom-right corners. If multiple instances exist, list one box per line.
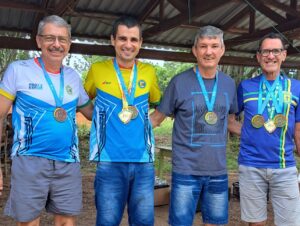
left=118, top=109, right=133, bottom=124
left=264, top=120, right=276, bottom=133
left=128, top=106, right=138, bottom=119
left=251, top=115, right=265, bottom=128
left=205, top=112, right=218, bottom=125
left=274, top=114, right=286, bottom=128
left=54, top=107, right=67, bottom=122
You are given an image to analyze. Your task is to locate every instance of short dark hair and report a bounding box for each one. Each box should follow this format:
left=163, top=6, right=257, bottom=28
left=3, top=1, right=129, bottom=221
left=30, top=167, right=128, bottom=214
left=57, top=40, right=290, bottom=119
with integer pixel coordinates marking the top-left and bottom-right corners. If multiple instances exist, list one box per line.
left=257, top=33, right=288, bottom=51
left=111, top=16, right=142, bottom=39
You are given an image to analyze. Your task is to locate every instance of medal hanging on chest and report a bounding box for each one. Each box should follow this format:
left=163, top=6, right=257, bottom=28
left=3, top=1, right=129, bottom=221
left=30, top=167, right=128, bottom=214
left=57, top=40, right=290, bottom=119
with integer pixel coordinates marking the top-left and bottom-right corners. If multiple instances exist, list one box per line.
left=38, top=58, right=67, bottom=122
left=195, top=66, right=218, bottom=125
left=113, top=58, right=138, bottom=124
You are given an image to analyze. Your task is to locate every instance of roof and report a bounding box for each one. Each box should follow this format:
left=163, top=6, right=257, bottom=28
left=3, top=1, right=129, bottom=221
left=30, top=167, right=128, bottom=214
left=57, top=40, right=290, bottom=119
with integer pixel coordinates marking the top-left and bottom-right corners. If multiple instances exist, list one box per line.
left=1, top=0, right=300, bottom=68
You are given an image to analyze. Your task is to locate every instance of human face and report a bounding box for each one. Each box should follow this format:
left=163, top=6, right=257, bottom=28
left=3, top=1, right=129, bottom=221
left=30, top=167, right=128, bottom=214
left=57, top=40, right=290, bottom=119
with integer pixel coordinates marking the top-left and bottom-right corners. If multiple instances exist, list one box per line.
left=192, top=37, right=224, bottom=73
left=111, top=25, right=142, bottom=67
left=257, top=38, right=286, bottom=79
left=36, top=23, right=71, bottom=67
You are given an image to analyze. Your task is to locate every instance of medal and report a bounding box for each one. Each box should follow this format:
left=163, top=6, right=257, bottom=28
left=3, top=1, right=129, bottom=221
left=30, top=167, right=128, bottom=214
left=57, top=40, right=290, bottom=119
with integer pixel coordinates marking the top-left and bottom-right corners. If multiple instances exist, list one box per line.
left=205, top=111, right=218, bottom=125
left=273, top=114, right=286, bottom=128
left=118, top=109, right=133, bottom=124
left=251, top=114, right=265, bottom=128
left=264, top=120, right=276, bottom=133
left=54, top=107, right=67, bottom=122
left=128, top=105, right=138, bottom=119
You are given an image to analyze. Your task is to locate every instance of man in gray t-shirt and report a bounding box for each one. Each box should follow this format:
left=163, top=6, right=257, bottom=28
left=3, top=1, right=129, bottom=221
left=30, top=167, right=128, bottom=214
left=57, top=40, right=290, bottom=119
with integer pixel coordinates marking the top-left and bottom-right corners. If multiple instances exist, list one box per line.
left=151, top=26, right=241, bottom=226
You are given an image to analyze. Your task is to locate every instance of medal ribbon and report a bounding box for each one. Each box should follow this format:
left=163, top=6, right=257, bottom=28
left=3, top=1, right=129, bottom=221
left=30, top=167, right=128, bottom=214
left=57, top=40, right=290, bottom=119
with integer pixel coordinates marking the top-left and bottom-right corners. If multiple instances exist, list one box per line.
left=113, top=58, right=137, bottom=109
left=195, top=66, right=218, bottom=112
left=261, top=75, right=283, bottom=119
left=38, top=57, right=64, bottom=107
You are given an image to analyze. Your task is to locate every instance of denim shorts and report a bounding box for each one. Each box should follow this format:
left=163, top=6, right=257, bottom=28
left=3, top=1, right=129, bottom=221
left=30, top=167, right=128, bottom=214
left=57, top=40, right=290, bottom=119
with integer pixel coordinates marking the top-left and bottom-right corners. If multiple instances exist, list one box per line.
left=94, top=162, right=155, bottom=226
left=239, top=165, right=300, bottom=226
left=4, top=156, right=82, bottom=222
left=169, top=172, right=228, bottom=226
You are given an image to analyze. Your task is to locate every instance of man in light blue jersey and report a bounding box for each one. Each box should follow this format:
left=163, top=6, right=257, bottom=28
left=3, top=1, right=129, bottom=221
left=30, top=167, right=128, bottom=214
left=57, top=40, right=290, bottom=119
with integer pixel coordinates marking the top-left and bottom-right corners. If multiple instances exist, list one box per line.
left=237, top=33, right=300, bottom=226
left=0, top=15, right=93, bottom=226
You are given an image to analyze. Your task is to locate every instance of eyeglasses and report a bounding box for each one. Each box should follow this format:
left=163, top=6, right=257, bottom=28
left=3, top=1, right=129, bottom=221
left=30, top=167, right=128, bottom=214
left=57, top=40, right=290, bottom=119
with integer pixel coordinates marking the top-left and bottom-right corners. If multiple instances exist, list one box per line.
left=38, top=35, right=70, bottom=44
left=258, top=48, right=284, bottom=57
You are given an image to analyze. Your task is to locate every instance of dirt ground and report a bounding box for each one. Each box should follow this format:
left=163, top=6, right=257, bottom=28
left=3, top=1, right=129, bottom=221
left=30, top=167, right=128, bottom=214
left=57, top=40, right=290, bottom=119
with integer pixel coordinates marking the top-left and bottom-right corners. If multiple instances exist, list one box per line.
left=0, top=173, right=276, bottom=226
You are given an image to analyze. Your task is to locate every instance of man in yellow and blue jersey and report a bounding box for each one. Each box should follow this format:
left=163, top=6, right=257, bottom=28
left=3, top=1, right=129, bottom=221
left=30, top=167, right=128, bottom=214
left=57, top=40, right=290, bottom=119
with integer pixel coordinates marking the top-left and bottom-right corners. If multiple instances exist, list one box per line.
left=237, top=33, right=300, bottom=226
left=84, top=16, right=161, bottom=226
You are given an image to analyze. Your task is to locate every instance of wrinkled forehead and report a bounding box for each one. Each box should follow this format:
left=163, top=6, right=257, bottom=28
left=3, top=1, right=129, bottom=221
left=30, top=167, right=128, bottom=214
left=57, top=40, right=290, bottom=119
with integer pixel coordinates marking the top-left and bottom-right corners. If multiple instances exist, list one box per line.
left=260, top=38, right=284, bottom=49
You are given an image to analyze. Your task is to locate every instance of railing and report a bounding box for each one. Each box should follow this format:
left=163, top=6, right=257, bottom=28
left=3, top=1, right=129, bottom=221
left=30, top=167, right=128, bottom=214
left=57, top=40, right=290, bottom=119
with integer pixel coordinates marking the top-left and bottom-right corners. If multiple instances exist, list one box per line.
left=155, top=145, right=172, bottom=178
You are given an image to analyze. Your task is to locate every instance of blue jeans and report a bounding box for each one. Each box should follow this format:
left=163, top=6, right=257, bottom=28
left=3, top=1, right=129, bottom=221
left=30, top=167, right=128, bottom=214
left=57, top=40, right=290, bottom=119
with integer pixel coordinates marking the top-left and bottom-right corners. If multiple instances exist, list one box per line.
left=169, top=172, right=228, bottom=226
left=94, top=162, right=155, bottom=226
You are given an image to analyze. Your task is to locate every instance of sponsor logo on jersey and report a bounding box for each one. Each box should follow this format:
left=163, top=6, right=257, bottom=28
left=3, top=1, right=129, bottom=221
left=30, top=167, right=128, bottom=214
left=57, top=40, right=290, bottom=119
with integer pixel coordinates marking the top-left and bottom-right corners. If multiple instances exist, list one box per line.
left=66, top=85, right=73, bottom=95
left=138, top=80, right=146, bottom=88
left=29, top=83, right=43, bottom=89
left=102, top=81, right=111, bottom=85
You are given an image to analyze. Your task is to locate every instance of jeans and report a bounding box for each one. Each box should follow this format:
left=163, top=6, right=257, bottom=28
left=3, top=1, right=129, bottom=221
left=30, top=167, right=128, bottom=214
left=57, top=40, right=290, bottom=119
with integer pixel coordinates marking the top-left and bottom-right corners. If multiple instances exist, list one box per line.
left=169, top=172, right=228, bottom=226
left=94, top=162, right=154, bottom=226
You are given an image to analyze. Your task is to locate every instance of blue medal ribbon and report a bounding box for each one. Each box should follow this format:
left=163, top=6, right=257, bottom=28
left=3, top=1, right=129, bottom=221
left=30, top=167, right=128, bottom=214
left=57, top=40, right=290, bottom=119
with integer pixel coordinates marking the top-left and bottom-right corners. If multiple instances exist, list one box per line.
left=259, top=75, right=283, bottom=119
left=195, top=66, right=218, bottom=112
left=113, top=58, right=137, bottom=106
left=38, top=57, right=64, bottom=107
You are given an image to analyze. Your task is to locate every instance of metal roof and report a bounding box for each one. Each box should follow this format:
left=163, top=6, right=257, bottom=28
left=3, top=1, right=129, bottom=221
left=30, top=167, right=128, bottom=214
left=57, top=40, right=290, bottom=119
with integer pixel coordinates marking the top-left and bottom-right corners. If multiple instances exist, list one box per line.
left=1, top=0, right=300, bottom=68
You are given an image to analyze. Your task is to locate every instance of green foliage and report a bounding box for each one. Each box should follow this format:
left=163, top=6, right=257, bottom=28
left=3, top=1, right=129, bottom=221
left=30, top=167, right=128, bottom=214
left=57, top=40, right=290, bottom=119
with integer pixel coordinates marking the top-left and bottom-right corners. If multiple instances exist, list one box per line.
left=0, top=32, right=31, bottom=78
left=153, top=61, right=194, bottom=92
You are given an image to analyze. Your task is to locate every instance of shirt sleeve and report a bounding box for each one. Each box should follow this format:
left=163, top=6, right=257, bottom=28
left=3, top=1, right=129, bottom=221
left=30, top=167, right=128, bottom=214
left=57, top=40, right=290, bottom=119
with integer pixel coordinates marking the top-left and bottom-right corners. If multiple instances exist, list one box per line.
left=78, top=80, right=91, bottom=107
left=157, top=76, right=177, bottom=116
left=149, top=67, right=161, bottom=106
left=84, top=64, right=97, bottom=99
left=229, top=79, right=238, bottom=114
left=0, top=62, right=17, bottom=100
left=236, top=81, right=244, bottom=115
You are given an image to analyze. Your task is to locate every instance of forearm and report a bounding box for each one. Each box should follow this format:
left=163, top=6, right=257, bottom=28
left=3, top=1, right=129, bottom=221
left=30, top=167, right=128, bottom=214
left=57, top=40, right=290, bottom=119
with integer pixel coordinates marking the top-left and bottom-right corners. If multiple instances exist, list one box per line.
left=228, top=114, right=242, bottom=136
left=150, top=109, right=166, bottom=128
left=294, top=123, right=300, bottom=156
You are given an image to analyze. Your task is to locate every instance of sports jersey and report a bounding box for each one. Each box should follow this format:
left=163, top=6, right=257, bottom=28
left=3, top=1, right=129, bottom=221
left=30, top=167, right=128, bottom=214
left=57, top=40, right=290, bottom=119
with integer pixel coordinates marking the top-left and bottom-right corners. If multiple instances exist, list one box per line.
left=0, top=58, right=90, bottom=162
left=237, top=74, right=300, bottom=168
left=157, top=68, right=238, bottom=176
left=84, top=59, right=161, bottom=162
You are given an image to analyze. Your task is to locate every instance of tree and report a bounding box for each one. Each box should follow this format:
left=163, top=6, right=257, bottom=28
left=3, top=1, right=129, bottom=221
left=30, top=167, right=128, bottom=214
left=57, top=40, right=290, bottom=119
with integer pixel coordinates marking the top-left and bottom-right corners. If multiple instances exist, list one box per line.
left=0, top=32, right=30, bottom=79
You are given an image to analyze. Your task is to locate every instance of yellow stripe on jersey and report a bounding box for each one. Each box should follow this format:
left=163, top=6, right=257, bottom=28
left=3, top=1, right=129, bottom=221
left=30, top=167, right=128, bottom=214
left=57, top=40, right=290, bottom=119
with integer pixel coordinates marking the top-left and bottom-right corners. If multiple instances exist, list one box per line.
left=0, top=89, right=15, bottom=101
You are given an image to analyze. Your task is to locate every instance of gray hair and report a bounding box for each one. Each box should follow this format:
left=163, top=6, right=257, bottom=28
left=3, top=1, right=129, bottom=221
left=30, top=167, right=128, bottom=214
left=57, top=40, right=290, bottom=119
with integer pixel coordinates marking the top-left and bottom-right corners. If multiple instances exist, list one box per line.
left=37, top=15, right=71, bottom=37
left=193, top=25, right=224, bottom=47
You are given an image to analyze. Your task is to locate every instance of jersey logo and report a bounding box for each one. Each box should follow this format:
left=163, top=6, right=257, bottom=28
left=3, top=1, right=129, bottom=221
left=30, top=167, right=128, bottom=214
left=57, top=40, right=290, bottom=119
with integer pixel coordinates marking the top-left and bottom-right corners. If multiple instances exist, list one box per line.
left=102, top=81, right=111, bottom=85
left=138, top=80, right=146, bottom=88
left=29, top=83, right=43, bottom=90
left=66, top=85, right=73, bottom=95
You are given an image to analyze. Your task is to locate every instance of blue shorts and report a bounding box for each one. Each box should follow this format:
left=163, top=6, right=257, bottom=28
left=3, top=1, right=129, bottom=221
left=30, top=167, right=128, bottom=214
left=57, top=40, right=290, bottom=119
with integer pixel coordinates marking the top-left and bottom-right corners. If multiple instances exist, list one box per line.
left=169, top=172, right=228, bottom=226
left=94, top=162, right=155, bottom=226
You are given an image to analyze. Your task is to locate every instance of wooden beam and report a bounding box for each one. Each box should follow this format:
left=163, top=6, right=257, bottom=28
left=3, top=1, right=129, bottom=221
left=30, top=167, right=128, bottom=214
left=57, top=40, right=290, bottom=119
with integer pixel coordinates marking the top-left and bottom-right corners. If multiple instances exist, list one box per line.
left=53, top=0, right=77, bottom=16
left=0, top=37, right=299, bottom=68
left=167, top=0, right=187, bottom=13
left=249, top=7, right=255, bottom=34
left=143, top=0, right=226, bottom=38
left=245, top=0, right=287, bottom=24
left=263, top=0, right=300, bottom=19
left=225, top=18, right=300, bottom=48
left=31, top=0, right=49, bottom=38
left=138, top=0, right=160, bottom=22
left=0, top=0, right=46, bottom=12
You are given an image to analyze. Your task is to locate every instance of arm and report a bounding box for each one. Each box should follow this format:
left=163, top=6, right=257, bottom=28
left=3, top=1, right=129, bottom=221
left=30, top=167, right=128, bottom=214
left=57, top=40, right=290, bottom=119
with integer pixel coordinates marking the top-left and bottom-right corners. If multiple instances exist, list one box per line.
left=0, top=95, right=13, bottom=196
left=228, top=114, right=242, bottom=136
left=78, top=102, right=94, bottom=121
left=150, top=109, right=166, bottom=128
left=294, top=122, right=300, bottom=156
